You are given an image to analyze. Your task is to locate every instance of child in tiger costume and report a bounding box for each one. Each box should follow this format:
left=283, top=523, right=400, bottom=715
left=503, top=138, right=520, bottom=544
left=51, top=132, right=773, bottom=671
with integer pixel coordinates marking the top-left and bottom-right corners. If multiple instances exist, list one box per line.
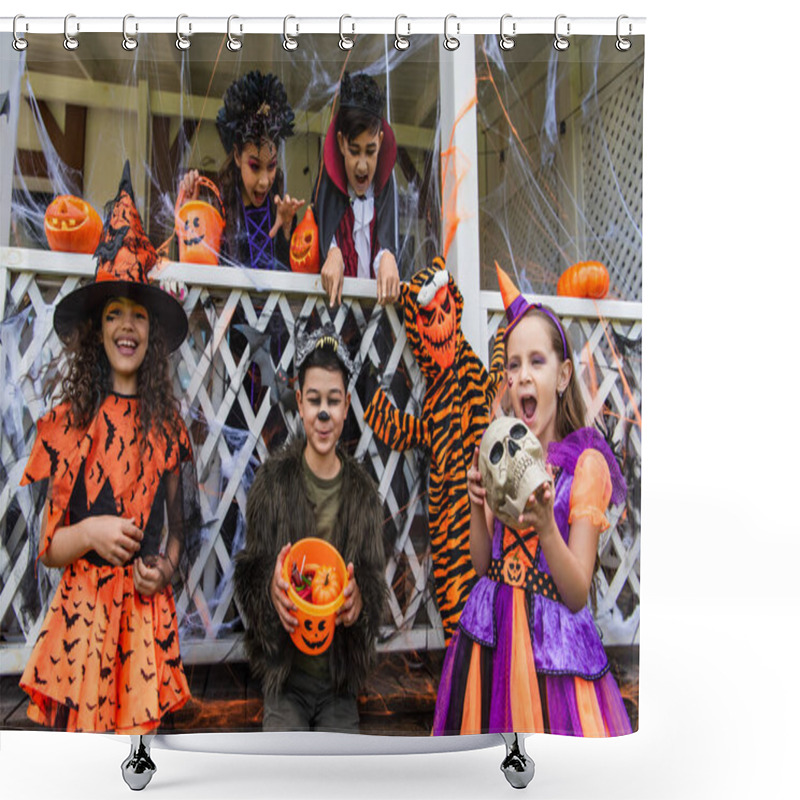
left=19, top=162, right=200, bottom=790
left=364, top=260, right=504, bottom=643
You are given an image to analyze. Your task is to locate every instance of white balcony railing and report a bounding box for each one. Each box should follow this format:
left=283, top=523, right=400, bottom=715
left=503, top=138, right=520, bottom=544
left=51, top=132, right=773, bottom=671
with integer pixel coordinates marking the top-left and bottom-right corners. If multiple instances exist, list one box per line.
left=0, top=248, right=641, bottom=674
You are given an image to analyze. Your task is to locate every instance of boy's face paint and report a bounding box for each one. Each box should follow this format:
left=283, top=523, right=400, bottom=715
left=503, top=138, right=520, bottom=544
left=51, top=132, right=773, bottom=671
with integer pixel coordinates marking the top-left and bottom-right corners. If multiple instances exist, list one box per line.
left=337, top=128, right=383, bottom=198
left=234, top=141, right=278, bottom=208
left=101, top=296, right=149, bottom=394
left=296, top=367, right=351, bottom=463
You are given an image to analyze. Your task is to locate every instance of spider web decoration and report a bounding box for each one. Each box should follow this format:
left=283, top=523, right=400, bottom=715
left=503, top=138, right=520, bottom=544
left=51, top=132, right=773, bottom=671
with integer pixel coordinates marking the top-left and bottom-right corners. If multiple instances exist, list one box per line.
left=1, top=32, right=642, bottom=686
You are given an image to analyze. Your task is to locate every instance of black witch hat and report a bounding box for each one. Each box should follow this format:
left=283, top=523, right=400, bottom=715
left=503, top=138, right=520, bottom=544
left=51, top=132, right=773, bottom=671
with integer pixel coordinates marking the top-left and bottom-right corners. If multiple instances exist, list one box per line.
left=53, top=161, right=188, bottom=352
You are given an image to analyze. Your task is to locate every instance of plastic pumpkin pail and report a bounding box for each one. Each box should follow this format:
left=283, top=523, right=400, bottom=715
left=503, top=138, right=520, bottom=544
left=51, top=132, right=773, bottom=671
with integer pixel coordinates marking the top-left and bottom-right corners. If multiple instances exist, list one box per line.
left=175, top=176, right=225, bottom=265
left=281, top=537, right=348, bottom=656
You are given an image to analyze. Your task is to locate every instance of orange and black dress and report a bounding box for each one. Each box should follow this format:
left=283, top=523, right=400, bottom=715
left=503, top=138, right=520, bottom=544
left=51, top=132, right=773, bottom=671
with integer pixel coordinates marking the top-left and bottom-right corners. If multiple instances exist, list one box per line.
left=19, top=392, right=199, bottom=734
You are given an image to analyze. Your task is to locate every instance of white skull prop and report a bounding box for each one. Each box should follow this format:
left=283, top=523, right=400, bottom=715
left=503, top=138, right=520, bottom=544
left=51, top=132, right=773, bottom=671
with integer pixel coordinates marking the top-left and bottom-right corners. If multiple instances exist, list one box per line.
left=479, top=417, right=550, bottom=530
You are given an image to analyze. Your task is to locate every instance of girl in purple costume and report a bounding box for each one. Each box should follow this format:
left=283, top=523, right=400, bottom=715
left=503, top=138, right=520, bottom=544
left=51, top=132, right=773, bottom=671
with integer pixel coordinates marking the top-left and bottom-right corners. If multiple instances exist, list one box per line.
left=432, top=266, right=632, bottom=737
left=181, top=71, right=304, bottom=270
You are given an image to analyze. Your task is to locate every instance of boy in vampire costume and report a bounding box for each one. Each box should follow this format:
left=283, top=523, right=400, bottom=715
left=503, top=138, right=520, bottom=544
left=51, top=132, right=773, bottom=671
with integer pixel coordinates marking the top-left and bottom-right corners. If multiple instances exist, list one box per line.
left=313, top=71, right=400, bottom=307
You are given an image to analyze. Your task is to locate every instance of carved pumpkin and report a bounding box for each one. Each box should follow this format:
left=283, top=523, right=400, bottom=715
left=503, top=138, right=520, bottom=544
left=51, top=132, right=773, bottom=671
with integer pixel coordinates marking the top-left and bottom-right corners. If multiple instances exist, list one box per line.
left=44, top=195, right=103, bottom=254
left=175, top=176, right=225, bottom=265
left=557, top=260, right=610, bottom=299
left=290, top=207, right=320, bottom=273
left=311, top=566, right=342, bottom=606
left=416, top=269, right=457, bottom=371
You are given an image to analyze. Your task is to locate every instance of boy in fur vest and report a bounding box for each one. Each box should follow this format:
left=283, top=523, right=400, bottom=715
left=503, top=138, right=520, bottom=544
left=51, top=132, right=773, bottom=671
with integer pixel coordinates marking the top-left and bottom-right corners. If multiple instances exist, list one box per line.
left=234, top=326, right=387, bottom=731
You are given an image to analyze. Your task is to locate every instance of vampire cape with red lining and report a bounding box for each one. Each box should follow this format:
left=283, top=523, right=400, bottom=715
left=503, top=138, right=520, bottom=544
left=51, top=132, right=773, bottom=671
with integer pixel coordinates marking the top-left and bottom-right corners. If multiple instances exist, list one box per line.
left=313, top=115, right=398, bottom=277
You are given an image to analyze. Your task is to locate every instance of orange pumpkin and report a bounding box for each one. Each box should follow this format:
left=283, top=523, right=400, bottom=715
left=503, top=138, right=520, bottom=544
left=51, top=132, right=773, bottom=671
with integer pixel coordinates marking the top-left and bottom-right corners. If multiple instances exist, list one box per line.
left=44, top=195, right=103, bottom=254
left=557, top=261, right=610, bottom=299
left=290, top=207, right=320, bottom=273
left=311, top=566, right=342, bottom=606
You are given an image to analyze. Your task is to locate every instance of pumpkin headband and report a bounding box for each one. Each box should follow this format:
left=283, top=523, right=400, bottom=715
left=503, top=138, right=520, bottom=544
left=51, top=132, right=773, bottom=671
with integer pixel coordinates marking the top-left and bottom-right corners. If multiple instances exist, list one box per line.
left=216, top=71, right=295, bottom=155
left=293, top=321, right=357, bottom=381
left=53, top=161, right=188, bottom=352
left=495, top=263, right=569, bottom=360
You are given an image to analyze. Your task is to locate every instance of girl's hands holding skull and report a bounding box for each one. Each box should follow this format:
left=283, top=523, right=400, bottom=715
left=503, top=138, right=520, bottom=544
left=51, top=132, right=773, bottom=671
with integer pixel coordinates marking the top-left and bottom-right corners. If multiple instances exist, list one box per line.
left=467, top=447, right=487, bottom=507
left=517, top=467, right=558, bottom=539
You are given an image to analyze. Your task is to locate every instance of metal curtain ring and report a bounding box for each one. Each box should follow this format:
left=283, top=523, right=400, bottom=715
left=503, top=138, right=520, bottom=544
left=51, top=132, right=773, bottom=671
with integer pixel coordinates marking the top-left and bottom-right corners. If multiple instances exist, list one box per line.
left=122, top=15, right=138, bottom=51
left=394, top=15, right=410, bottom=51
left=176, top=14, right=191, bottom=51
left=12, top=15, right=28, bottom=51
left=616, top=15, right=632, bottom=51
left=227, top=15, right=242, bottom=51
left=63, top=14, right=79, bottom=51
left=443, top=14, right=459, bottom=51
left=339, top=15, right=354, bottom=50
left=283, top=15, right=298, bottom=51
left=499, top=14, right=516, bottom=50
left=553, top=14, right=570, bottom=51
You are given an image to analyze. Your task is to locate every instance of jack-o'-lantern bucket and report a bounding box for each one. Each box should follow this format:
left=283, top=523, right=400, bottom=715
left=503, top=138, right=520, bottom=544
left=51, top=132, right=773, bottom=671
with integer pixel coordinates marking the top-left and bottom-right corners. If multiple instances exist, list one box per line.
left=281, top=537, right=349, bottom=656
left=175, top=176, right=225, bottom=265
left=289, top=206, right=320, bottom=273
left=44, top=195, right=104, bottom=254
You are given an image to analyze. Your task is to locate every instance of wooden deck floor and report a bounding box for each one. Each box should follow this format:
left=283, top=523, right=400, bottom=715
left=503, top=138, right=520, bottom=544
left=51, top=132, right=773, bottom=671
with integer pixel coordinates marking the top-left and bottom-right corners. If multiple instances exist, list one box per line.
left=1, top=647, right=638, bottom=735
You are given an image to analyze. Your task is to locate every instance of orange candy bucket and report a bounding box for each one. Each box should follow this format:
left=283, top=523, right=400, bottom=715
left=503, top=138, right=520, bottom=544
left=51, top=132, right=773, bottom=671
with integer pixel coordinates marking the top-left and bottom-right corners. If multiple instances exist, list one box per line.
left=175, top=176, right=226, bottom=265
left=282, top=538, right=349, bottom=656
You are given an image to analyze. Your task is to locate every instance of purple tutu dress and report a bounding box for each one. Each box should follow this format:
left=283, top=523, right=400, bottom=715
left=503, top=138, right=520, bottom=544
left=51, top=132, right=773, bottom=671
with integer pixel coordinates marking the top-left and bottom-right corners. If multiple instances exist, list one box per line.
left=432, top=427, right=633, bottom=737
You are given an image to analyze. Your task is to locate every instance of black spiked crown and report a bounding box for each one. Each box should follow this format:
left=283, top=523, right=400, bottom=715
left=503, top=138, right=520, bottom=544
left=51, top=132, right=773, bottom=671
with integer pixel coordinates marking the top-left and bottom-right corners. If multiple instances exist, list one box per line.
left=339, top=72, right=385, bottom=119
left=294, top=321, right=358, bottom=381
left=216, top=71, right=295, bottom=154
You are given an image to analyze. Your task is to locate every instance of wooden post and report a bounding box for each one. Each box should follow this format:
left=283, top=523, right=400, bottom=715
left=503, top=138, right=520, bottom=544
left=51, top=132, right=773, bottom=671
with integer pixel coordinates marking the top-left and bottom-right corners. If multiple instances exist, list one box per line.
left=439, top=37, right=483, bottom=360
left=0, top=36, right=23, bottom=251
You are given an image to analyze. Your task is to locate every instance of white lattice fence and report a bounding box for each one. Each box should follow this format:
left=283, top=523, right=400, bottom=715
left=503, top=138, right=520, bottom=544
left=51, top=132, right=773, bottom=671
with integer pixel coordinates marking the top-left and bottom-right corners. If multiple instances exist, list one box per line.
left=580, top=57, right=644, bottom=302
left=1, top=249, right=641, bottom=674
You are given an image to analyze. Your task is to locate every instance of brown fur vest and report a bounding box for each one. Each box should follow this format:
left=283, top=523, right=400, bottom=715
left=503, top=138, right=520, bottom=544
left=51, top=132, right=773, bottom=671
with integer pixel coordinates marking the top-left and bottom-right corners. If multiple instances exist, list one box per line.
left=234, top=439, right=387, bottom=698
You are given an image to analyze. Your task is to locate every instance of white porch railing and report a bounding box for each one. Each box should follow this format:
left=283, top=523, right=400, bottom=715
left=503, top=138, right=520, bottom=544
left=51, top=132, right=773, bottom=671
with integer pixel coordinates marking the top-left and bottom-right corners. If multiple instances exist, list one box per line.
left=0, top=248, right=641, bottom=674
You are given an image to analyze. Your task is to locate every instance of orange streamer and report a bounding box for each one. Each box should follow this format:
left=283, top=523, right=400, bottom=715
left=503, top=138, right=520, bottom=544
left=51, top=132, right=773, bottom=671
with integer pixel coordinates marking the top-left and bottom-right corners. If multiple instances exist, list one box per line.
left=582, top=341, right=599, bottom=399
left=440, top=90, right=478, bottom=260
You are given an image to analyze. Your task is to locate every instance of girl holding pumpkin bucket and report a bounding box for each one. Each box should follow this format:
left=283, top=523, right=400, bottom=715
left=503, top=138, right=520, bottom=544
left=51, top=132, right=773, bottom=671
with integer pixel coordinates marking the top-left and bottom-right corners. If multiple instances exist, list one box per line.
left=180, top=70, right=304, bottom=270
left=432, top=265, right=632, bottom=739
left=234, top=324, right=387, bottom=732
left=182, top=72, right=305, bottom=424
left=19, top=163, right=201, bottom=789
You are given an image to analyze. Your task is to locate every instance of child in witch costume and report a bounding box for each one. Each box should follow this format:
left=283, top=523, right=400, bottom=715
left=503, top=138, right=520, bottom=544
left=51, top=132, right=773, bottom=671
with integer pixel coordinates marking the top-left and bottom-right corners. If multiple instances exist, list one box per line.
left=314, top=71, right=400, bottom=307
left=432, top=266, right=632, bottom=738
left=234, top=325, right=387, bottom=731
left=181, top=70, right=304, bottom=270
left=19, top=162, right=200, bottom=789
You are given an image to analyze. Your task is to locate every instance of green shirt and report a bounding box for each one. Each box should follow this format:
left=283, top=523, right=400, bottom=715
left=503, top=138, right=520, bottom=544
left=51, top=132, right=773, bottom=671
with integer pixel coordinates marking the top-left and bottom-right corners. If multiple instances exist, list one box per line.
left=292, top=454, right=343, bottom=680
